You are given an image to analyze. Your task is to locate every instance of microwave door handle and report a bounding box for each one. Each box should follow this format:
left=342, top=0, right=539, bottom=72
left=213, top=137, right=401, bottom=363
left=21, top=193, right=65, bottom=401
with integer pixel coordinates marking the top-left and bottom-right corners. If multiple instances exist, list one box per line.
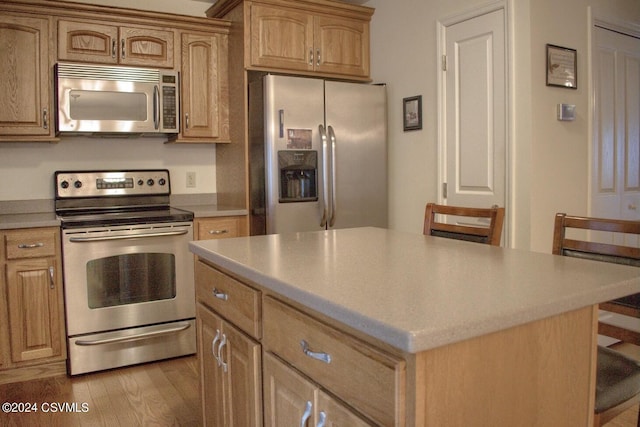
left=153, top=85, right=160, bottom=130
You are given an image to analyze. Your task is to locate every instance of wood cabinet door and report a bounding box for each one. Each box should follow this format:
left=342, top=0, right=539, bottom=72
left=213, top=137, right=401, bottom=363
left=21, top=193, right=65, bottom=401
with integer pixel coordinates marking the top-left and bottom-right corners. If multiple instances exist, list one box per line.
left=222, top=321, right=262, bottom=427
left=58, top=20, right=174, bottom=68
left=314, top=15, right=369, bottom=78
left=316, top=390, right=375, bottom=427
left=57, top=19, right=119, bottom=64
left=197, top=304, right=226, bottom=427
left=120, top=26, right=175, bottom=68
left=250, top=4, right=314, bottom=72
left=0, top=14, right=52, bottom=137
left=0, top=261, right=9, bottom=369
left=181, top=32, right=230, bottom=141
left=5, top=258, right=64, bottom=364
left=263, top=352, right=316, bottom=427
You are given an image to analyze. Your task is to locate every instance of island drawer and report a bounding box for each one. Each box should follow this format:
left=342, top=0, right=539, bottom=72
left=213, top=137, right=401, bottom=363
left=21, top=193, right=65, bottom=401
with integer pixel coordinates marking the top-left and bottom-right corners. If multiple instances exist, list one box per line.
left=4, top=228, right=58, bottom=260
left=196, top=217, right=241, bottom=240
left=195, top=260, right=261, bottom=339
left=263, top=296, right=405, bottom=427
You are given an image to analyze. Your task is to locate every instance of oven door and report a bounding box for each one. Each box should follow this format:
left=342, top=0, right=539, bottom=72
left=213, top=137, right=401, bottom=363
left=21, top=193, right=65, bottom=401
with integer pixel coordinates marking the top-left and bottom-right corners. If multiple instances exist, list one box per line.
left=62, top=222, right=195, bottom=337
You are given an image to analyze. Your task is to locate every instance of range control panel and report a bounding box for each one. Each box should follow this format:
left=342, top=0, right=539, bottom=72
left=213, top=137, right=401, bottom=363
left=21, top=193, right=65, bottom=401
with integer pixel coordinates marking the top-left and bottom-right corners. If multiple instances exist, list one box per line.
left=55, top=170, right=171, bottom=199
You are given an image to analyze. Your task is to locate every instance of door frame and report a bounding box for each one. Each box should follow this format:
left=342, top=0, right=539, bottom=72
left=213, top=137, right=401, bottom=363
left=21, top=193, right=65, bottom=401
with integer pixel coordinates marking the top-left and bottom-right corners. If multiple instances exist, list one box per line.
left=588, top=9, right=640, bottom=219
left=436, top=0, right=512, bottom=246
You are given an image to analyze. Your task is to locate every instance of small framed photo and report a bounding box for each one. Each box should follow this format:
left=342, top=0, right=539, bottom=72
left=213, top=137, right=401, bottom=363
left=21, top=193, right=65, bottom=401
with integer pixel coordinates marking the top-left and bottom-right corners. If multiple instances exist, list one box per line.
left=403, top=95, right=422, bottom=131
left=546, top=44, right=577, bottom=89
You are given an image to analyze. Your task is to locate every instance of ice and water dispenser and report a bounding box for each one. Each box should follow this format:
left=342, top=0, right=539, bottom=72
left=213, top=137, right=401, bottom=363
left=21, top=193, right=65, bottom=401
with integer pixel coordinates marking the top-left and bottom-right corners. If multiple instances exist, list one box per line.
left=278, top=150, right=317, bottom=202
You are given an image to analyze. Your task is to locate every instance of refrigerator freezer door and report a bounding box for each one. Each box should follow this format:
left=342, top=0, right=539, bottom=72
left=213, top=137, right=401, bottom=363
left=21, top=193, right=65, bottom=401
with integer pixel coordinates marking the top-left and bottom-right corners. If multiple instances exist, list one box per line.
left=324, top=81, right=388, bottom=229
left=264, top=75, right=326, bottom=234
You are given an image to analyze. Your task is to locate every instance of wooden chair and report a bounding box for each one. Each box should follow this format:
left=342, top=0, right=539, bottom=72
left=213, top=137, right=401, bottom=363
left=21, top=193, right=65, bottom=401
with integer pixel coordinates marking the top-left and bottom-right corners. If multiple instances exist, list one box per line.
left=552, top=213, right=640, bottom=427
left=423, top=203, right=505, bottom=246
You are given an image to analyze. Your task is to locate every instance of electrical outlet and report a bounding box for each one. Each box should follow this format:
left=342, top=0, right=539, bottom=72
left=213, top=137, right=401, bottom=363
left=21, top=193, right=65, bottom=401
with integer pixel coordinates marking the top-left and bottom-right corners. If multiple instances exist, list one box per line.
left=186, top=171, right=196, bottom=188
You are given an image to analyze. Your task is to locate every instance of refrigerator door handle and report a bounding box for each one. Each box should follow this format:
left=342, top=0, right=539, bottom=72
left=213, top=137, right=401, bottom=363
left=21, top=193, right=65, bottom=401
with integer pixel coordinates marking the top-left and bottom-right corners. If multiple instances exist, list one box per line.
left=327, top=125, right=337, bottom=227
left=319, top=124, right=330, bottom=227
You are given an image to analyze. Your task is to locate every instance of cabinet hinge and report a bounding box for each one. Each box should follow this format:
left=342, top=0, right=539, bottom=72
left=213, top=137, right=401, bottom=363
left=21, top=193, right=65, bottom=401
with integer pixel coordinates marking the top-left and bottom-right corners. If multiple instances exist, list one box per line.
left=442, top=183, right=448, bottom=198
left=442, top=55, right=447, bottom=71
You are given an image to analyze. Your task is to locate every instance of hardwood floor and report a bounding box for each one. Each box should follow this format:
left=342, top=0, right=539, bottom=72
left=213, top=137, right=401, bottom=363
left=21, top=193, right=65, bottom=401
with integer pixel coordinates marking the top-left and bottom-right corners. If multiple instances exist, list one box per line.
left=0, top=347, right=638, bottom=426
left=0, top=356, right=201, bottom=427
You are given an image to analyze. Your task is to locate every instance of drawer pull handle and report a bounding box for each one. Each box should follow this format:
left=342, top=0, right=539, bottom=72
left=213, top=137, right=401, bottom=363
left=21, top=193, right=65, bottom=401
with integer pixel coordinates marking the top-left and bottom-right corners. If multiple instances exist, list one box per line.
left=301, top=401, right=312, bottom=427
left=18, top=242, right=44, bottom=249
left=218, top=334, right=228, bottom=373
left=212, top=288, right=229, bottom=301
left=300, top=340, right=331, bottom=364
left=209, top=229, right=229, bottom=235
left=212, top=329, right=221, bottom=365
left=316, top=411, right=327, bottom=427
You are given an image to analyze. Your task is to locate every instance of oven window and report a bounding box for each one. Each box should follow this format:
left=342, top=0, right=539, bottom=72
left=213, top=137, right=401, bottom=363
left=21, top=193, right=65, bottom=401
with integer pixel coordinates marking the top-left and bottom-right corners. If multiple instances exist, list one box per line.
left=86, top=253, right=176, bottom=308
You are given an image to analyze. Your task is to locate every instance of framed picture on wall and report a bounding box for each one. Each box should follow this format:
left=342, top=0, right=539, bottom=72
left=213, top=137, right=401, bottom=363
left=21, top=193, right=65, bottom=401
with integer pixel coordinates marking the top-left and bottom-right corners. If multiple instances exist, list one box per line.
left=403, top=95, right=422, bottom=131
left=546, top=44, right=577, bottom=89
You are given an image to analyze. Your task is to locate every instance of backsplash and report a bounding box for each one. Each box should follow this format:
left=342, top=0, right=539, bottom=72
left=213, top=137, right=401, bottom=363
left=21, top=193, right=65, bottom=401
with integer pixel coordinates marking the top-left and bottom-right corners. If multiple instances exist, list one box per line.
left=0, top=137, right=217, bottom=201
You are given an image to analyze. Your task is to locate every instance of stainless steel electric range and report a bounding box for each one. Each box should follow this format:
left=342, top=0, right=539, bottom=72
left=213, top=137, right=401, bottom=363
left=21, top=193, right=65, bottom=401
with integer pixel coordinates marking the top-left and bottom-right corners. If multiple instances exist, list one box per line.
left=55, top=169, right=195, bottom=375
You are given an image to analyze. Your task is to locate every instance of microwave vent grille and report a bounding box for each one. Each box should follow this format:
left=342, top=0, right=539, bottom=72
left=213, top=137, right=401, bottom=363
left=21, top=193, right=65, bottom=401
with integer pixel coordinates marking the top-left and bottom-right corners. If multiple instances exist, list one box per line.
left=56, top=63, right=160, bottom=83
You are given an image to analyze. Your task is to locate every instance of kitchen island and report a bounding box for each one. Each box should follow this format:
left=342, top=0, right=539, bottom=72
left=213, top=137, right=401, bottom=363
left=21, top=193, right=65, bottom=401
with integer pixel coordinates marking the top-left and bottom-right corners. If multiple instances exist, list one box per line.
left=190, top=227, right=640, bottom=426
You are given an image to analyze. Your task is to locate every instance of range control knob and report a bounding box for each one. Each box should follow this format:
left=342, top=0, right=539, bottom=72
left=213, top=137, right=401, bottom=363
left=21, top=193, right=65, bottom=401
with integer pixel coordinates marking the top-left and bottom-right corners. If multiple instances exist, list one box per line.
left=74, top=180, right=83, bottom=189
left=147, top=179, right=155, bottom=186
left=137, top=179, right=144, bottom=186
left=60, top=180, right=69, bottom=189
left=158, top=178, right=166, bottom=186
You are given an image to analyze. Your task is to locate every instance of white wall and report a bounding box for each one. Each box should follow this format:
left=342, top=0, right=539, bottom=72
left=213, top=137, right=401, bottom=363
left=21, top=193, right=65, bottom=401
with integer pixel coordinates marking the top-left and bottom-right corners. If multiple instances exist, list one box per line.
left=0, top=138, right=216, bottom=201
left=367, top=0, right=639, bottom=252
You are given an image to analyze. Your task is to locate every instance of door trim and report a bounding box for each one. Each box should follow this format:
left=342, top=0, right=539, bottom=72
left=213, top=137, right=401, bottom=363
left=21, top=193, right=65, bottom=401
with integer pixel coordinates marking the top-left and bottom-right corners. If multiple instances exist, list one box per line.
left=437, top=0, right=512, bottom=245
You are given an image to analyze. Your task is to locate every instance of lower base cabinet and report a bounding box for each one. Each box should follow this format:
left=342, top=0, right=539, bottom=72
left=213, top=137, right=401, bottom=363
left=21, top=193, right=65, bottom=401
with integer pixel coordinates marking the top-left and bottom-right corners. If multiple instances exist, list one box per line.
left=196, top=302, right=262, bottom=427
left=263, top=352, right=374, bottom=426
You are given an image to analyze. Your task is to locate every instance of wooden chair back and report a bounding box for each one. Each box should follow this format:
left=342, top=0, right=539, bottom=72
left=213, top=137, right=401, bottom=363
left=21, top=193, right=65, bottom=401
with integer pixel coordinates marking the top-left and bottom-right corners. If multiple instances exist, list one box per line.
left=551, top=213, right=640, bottom=426
left=423, top=203, right=505, bottom=246
left=552, top=213, right=640, bottom=266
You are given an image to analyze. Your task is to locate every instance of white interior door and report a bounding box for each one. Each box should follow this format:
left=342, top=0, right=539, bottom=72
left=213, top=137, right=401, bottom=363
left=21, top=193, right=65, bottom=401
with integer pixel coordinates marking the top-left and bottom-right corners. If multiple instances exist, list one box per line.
left=592, top=25, right=640, bottom=246
left=440, top=8, right=506, bottom=224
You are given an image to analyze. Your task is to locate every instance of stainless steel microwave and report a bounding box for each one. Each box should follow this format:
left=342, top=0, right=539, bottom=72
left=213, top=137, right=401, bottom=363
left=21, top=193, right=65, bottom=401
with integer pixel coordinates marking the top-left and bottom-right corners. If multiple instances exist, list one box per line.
left=55, top=62, right=179, bottom=135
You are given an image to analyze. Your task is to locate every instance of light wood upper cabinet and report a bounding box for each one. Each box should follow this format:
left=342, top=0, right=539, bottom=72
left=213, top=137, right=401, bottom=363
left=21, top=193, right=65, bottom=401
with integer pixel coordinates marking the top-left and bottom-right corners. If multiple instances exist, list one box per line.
left=177, top=32, right=230, bottom=142
left=247, top=2, right=370, bottom=78
left=0, top=14, right=54, bottom=139
left=57, top=19, right=175, bottom=68
left=250, top=4, right=314, bottom=73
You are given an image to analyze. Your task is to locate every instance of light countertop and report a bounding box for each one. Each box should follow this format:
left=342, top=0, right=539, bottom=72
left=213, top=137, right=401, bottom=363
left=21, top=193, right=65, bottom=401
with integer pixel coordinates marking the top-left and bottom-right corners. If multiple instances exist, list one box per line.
left=189, top=227, right=640, bottom=353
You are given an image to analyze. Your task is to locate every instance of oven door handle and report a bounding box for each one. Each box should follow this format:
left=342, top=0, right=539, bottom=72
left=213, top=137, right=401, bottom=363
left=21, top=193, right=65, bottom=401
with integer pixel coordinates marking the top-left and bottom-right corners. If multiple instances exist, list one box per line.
left=74, top=322, right=192, bottom=346
left=68, top=229, right=189, bottom=242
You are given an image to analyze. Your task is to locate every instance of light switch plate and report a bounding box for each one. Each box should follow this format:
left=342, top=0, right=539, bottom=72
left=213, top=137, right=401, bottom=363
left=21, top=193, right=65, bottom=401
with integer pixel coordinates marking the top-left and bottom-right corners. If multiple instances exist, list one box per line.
left=557, top=104, right=576, bottom=121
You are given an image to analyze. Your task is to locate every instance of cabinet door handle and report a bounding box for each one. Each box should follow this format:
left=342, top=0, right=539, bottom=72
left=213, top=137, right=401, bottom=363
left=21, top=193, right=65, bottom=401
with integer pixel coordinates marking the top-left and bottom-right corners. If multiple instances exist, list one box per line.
left=300, top=401, right=312, bottom=427
left=111, top=39, right=117, bottom=58
left=309, top=48, right=314, bottom=66
left=316, top=411, right=327, bottom=427
left=300, top=340, right=331, bottom=364
left=218, top=334, right=228, bottom=373
left=42, top=108, right=48, bottom=130
left=212, top=288, right=228, bottom=301
left=208, top=229, right=229, bottom=235
left=211, top=329, right=221, bottom=365
left=121, top=39, right=126, bottom=59
left=18, top=242, right=44, bottom=249
left=316, top=49, right=321, bottom=67
left=48, top=266, right=55, bottom=289
left=185, top=113, right=190, bottom=129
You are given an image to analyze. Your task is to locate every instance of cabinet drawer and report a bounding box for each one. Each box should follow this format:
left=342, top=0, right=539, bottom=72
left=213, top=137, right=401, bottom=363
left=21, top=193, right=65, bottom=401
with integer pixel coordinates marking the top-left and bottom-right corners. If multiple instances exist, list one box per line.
left=263, top=297, right=404, bottom=427
left=196, top=217, right=240, bottom=240
left=195, top=261, right=261, bottom=339
left=5, top=228, right=58, bottom=260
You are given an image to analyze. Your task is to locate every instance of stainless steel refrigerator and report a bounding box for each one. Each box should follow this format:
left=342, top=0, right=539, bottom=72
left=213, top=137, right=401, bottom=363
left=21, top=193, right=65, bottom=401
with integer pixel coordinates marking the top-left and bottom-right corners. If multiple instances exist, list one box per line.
left=249, top=74, right=387, bottom=235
